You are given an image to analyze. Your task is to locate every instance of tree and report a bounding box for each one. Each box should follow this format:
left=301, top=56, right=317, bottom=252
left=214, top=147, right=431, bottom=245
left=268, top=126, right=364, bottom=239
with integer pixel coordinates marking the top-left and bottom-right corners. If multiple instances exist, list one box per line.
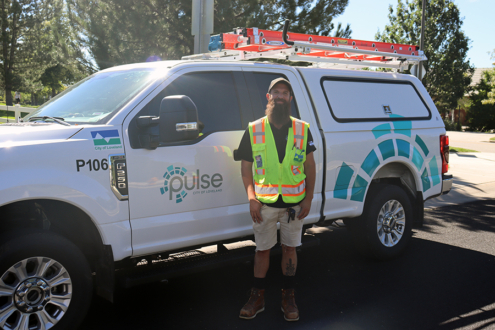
left=467, top=69, right=495, bottom=131
left=376, top=0, right=474, bottom=114
left=40, top=63, right=74, bottom=96
left=33, top=2, right=92, bottom=98
left=0, top=0, right=43, bottom=105
left=213, top=0, right=351, bottom=37
left=68, top=0, right=351, bottom=70
left=482, top=50, right=495, bottom=105
left=0, top=0, right=91, bottom=105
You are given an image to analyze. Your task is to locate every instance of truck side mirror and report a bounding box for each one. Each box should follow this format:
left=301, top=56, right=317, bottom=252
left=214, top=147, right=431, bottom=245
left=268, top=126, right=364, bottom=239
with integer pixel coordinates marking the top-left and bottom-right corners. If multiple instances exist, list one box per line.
left=159, top=95, right=199, bottom=143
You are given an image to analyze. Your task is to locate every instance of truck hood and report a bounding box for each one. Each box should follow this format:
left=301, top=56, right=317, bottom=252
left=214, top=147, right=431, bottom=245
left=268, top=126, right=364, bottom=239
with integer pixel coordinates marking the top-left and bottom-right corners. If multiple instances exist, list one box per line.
left=0, top=123, right=82, bottom=145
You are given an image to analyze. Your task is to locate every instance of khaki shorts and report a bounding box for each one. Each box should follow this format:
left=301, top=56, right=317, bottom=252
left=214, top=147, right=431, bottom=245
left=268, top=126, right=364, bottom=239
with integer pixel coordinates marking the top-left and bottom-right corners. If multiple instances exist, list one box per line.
left=253, top=204, right=304, bottom=251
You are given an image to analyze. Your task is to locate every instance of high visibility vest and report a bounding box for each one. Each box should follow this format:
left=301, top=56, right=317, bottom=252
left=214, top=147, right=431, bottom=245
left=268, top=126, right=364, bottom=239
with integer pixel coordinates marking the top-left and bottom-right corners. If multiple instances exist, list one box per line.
left=248, top=116, right=309, bottom=204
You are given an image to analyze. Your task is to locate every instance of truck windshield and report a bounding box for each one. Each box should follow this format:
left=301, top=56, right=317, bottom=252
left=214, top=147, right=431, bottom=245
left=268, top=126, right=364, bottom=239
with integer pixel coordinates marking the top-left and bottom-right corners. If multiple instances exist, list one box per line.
left=24, top=68, right=157, bottom=125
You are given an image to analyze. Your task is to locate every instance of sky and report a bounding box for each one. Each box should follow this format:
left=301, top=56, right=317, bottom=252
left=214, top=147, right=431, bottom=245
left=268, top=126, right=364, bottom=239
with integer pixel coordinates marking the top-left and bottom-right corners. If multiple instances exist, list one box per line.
left=336, top=0, right=494, bottom=68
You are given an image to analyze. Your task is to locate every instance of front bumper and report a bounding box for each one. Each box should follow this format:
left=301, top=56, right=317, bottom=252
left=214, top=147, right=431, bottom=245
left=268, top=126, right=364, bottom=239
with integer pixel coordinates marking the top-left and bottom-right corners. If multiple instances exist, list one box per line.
left=441, top=174, right=453, bottom=195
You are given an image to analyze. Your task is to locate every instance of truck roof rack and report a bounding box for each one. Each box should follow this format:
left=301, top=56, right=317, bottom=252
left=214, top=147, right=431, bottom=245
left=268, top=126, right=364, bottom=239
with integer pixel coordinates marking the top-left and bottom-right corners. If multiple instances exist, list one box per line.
left=182, top=20, right=426, bottom=72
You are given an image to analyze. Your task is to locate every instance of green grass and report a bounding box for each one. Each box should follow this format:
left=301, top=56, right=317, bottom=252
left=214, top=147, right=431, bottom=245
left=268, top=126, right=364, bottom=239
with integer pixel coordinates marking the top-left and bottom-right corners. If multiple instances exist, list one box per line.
left=0, top=110, right=31, bottom=119
left=450, top=147, right=479, bottom=153
left=490, top=137, right=495, bottom=141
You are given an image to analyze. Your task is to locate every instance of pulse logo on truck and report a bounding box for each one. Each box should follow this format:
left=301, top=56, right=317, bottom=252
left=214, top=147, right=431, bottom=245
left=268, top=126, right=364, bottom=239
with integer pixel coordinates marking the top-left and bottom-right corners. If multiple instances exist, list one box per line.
left=160, top=165, right=223, bottom=203
left=91, top=130, right=123, bottom=151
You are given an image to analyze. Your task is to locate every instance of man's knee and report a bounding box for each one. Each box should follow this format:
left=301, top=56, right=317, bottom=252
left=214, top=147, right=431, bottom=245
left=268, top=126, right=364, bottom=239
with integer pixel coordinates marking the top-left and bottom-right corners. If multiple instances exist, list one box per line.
left=281, top=245, right=296, bottom=254
left=256, top=249, right=271, bottom=257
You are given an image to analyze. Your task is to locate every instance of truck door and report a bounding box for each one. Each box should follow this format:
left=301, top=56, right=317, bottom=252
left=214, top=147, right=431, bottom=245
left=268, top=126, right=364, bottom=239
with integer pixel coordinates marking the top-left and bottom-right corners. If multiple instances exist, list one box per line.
left=123, top=66, right=254, bottom=257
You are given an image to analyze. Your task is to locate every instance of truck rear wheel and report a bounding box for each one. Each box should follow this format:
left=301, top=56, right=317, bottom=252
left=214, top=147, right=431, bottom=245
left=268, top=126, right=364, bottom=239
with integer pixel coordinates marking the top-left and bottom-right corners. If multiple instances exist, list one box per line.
left=0, top=231, right=92, bottom=330
left=350, top=184, right=413, bottom=260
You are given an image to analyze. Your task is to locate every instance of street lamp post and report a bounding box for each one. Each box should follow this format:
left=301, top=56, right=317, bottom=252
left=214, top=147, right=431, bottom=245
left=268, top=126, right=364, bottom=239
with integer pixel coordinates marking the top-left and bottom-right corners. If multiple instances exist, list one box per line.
left=418, top=0, right=427, bottom=81
left=191, top=0, right=214, bottom=54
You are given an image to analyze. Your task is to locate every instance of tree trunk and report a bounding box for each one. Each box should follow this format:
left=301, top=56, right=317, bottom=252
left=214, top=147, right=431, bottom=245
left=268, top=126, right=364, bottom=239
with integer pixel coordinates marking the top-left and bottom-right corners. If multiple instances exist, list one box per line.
left=1, top=0, right=12, bottom=106
left=5, top=88, right=12, bottom=106
left=51, top=87, right=56, bottom=97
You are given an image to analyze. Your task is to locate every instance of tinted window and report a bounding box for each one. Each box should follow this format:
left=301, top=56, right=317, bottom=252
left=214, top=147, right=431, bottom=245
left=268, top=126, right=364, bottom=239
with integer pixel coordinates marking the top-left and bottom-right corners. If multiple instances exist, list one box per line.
left=321, top=77, right=431, bottom=122
left=139, top=72, right=243, bottom=135
left=251, top=73, right=299, bottom=120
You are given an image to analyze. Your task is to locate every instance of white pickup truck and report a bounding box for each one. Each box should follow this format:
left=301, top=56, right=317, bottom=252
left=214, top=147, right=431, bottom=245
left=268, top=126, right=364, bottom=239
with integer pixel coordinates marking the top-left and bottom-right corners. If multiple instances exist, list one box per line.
left=0, top=52, right=452, bottom=328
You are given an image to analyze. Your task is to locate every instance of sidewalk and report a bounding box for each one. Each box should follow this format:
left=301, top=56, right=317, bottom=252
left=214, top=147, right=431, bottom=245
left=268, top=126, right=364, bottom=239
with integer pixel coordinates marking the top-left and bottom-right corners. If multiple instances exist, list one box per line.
left=447, top=131, right=495, bottom=153
left=425, top=151, right=495, bottom=209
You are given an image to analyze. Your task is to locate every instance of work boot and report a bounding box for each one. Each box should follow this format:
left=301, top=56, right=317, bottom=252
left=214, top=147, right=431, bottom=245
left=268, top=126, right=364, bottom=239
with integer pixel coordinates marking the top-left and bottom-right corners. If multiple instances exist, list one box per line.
left=281, top=288, right=299, bottom=321
left=239, top=288, right=265, bottom=319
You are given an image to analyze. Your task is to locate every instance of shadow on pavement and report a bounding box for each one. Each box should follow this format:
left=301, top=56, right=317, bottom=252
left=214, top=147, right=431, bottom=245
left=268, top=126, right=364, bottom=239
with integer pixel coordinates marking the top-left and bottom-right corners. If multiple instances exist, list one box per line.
left=426, top=177, right=495, bottom=209
left=81, top=201, right=495, bottom=330
left=424, top=199, right=495, bottom=233
left=456, top=153, right=478, bottom=158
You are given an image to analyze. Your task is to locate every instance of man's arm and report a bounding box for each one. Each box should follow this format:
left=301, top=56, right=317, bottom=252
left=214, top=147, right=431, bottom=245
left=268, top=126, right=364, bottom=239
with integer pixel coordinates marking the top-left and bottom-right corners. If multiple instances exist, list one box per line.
left=298, top=152, right=316, bottom=220
left=241, top=160, right=263, bottom=223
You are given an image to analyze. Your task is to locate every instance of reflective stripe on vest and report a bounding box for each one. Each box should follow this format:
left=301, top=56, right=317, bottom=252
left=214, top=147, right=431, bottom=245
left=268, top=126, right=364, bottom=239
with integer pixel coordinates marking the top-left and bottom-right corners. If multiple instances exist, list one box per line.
left=293, top=118, right=305, bottom=150
left=252, top=118, right=266, bottom=144
left=282, top=181, right=306, bottom=197
left=291, top=165, right=301, bottom=175
left=254, top=182, right=278, bottom=196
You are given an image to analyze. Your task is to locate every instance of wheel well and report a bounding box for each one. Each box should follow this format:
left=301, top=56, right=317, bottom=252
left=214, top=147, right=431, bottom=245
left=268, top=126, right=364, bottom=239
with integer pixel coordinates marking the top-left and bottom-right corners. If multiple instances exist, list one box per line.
left=372, top=162, right=418, bottom=197
left=0, top=199, right=103, bottom=271
left=370, top=162, right=424, bottom=228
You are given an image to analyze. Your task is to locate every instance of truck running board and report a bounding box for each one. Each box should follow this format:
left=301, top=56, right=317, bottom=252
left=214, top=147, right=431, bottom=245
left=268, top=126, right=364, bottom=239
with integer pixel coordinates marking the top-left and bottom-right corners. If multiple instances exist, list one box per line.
left=118, top=233, right=319, bottom=288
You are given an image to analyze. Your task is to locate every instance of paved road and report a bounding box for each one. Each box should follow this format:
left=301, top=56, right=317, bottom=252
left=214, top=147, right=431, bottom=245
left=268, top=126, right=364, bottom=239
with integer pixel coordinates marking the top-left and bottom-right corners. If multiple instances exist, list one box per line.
left=425, top=151, right=495, bottom=209
left=425, top=131, right=495, bottom=209
left=81, top=200, right=495, bottom=330
left=448, top=131, right=495, bottom=153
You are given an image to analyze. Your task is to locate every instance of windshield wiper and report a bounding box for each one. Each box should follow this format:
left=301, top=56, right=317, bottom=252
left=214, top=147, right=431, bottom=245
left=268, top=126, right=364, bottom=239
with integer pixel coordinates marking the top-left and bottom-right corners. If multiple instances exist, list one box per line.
left=28, top=116, right=70, bottom=126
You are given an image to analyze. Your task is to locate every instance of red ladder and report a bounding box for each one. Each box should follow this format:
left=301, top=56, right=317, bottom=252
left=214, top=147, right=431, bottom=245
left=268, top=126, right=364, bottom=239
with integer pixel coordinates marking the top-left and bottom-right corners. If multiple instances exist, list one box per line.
left=221, top=27, right=419, bottom=62
left=183, top=20, right=426, bottom=71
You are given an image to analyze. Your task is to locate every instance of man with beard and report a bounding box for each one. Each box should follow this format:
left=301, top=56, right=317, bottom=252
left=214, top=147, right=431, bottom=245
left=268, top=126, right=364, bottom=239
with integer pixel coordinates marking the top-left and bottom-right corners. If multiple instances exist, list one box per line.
left=236, top=78, right=316, bottom=321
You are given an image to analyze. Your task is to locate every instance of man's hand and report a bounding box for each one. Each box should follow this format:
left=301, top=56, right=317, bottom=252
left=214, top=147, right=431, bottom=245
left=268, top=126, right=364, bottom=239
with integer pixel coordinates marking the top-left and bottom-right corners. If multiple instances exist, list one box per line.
left=250, top=199, right=263, bottom=223
left=298, top=197, right=311, bottom=220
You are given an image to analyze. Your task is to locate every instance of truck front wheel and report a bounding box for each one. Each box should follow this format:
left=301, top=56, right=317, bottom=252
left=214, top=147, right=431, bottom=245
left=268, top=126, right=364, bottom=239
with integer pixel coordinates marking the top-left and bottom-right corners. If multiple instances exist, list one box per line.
left=0, top=231, right=92, bottom=330
left=350, top=184, right=414, bottom=260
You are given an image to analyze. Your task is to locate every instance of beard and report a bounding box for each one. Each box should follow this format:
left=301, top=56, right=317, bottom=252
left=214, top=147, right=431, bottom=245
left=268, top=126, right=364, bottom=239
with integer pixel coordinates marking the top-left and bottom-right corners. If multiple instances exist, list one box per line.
left=265, top=98, right=291, bottom=125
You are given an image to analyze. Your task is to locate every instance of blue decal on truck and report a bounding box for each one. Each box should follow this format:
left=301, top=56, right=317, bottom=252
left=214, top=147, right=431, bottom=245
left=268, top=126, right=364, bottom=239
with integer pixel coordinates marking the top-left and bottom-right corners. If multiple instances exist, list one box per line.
left=91, top=130, right=123, bottom=151
left=334, top=162, right=355, bottom=199
left=415, top=135, right=429, bottom=157
left=378, top=140, right=395, bottom=160
left=390, top=114, right=412, bottom=137
left=372, top=123, right=392, bottom=139
left=396, top=139, right=410, bottom=158
left=361, top=149, right=380, bottom=177
left=351, top=175, right=369, bottom=202
left=334, top=123, right=441, bottom=201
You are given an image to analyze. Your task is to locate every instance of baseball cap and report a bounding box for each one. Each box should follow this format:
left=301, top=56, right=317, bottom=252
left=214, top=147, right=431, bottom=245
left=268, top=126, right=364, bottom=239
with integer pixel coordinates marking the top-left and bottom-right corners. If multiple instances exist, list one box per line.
left=268, top=78, right=293, bottom=95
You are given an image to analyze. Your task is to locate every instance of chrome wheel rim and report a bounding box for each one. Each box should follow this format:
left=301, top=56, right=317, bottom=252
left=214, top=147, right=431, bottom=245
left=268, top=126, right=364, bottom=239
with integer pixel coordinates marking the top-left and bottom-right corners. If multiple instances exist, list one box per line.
left=377, top=199, right=406, bottom=247
left=0, top=257, right=72, bottom=330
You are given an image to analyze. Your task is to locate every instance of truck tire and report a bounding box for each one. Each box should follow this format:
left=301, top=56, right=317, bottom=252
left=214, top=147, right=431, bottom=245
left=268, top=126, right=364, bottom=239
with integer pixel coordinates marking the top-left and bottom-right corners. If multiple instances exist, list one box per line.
left=0, top=231, right=93, bottom=330
left=350, top=183, right=413, bottom=260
